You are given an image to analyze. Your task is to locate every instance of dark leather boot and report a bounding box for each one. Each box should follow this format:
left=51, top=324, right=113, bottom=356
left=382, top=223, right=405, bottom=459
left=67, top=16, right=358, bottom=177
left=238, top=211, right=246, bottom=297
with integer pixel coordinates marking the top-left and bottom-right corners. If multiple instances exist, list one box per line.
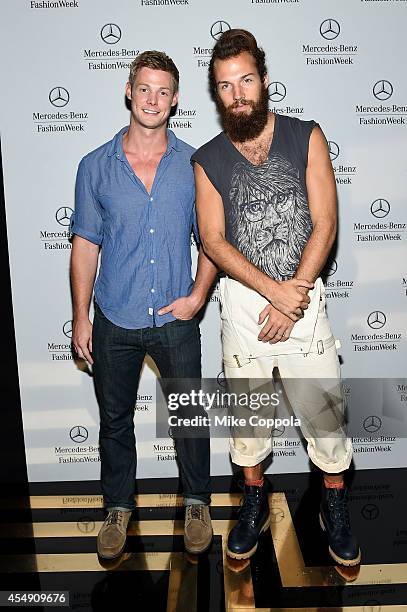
left=227, top=485, right=270, bottom=560
left=320, top=486, right=361, bottom=566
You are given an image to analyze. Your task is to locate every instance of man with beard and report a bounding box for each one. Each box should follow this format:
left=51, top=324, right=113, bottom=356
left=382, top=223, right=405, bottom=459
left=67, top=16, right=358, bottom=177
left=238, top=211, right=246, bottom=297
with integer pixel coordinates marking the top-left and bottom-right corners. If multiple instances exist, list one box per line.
left=192, top=30, right=360, bottom=566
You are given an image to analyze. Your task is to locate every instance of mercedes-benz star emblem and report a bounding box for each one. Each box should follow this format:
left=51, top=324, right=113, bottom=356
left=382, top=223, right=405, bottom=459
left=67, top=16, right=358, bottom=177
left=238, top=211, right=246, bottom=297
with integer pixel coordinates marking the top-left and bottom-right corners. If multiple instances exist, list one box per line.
left=100, top=23, right=122, bottom=45
left=49, top=87, right=70, bottom=108
left=367, top=311, right=386, bottom=330
left=363, top=415, right=382, bottom=433
left=361, top=503, right=379, bottom=521
left=77, top=517, right=95, bottom=533
left=324, top=259, right=338, bottom=277
left=272, top=424, right=285, bottom=437
left=70, top=425, right=89, bottom=444
left=373, top=80, right=393, bottom=101
left=217, top=370, right=226, bottom=388
left=370, top=198, right=390, bottom=219
left=328, top=141, right=339, bottom=161
left=320, top=19, right=340, bottom=40
left=268, top=82, right=286, bottom=103
left=55, top=206, right=74, bottom=227
left=63, top=320, right=73, bottom=338
left=210, top=21, right=231, bottom=41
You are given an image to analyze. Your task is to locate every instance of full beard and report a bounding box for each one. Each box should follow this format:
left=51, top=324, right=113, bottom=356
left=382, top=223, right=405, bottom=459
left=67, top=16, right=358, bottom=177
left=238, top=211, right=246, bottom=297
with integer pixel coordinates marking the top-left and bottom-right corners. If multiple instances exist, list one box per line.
left=217, top=85, right=269, bottom=143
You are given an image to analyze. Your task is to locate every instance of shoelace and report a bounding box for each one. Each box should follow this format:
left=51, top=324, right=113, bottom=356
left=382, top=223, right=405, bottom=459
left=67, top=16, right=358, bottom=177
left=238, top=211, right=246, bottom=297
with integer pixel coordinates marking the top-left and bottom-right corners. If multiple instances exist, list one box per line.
left=189, top=505, right=204, bottom=521
left=239, top=491, right=262, bottom=527
left=327, top=491, right=350, bottom=528
left=106, top=510, right=124, bottom=526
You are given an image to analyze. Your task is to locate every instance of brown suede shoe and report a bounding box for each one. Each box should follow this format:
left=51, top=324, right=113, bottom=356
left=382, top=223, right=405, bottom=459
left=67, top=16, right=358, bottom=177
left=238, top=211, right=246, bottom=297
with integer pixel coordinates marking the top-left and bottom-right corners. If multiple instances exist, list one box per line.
left=184, top=505, right=213, bottom=554
left=97, top=510, right=132, bottom=560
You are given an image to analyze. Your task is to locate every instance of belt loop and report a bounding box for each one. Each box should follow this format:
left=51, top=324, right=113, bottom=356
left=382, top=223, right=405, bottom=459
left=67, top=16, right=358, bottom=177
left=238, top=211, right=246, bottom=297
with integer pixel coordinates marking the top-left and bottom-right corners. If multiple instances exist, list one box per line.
left=317, top=340, right=324, bottom=355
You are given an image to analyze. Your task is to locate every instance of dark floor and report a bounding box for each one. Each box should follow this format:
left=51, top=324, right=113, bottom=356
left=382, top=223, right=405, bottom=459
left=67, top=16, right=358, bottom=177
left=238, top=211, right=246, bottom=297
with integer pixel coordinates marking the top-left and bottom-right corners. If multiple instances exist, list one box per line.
left=0, top=469, right=406, bottom=611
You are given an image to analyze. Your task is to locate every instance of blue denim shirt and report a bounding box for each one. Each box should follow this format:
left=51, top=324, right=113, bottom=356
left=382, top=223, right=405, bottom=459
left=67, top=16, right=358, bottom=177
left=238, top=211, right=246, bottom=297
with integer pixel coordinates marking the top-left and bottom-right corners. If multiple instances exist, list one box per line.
left=70, top=126, right=199, bottom=329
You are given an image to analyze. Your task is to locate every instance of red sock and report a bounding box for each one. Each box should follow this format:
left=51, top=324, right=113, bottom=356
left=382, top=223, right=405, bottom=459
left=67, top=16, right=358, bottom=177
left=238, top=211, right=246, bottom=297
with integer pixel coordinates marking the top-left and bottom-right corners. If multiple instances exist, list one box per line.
left=245, top=477, right=264, bottom=487
left=324, top=476, right=345, bottom=489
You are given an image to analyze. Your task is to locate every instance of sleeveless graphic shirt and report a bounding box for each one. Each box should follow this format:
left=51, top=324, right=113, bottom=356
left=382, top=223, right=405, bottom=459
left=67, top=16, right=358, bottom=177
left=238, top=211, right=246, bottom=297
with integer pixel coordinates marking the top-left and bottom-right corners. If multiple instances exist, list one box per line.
left=191, top=114, right=318, bottom=281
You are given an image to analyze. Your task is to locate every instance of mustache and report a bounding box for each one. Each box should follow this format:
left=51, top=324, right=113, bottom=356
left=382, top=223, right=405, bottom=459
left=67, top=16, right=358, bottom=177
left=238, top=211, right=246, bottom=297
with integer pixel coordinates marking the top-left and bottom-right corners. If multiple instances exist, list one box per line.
left=229, top=98, right=255, bottom=109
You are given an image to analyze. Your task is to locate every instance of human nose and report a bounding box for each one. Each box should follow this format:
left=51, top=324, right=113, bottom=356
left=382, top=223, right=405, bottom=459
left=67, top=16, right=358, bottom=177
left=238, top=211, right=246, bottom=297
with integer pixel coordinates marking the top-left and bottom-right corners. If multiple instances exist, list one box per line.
left=146, top=90, right=158, bottom=105
left=233, top=84, right=244, bottom=101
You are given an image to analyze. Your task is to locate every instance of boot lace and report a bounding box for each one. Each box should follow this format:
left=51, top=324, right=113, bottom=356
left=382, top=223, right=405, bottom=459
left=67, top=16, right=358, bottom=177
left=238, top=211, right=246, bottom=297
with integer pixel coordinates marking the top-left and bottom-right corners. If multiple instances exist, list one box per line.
left=328, top=490, right=350, bottom=529
left=239, top=490, right=261, bottom=528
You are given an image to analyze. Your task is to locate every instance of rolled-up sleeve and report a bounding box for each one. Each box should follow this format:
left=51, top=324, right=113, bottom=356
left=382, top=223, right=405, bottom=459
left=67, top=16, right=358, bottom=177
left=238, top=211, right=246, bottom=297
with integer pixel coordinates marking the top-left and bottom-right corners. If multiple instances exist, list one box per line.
left=71, top=157, right=103, bottom=245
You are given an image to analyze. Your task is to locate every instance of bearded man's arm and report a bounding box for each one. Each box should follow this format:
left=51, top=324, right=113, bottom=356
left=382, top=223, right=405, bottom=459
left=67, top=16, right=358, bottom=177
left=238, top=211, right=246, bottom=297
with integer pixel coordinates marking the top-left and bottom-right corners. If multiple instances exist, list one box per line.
left=193, top=162, right=313, bottom=323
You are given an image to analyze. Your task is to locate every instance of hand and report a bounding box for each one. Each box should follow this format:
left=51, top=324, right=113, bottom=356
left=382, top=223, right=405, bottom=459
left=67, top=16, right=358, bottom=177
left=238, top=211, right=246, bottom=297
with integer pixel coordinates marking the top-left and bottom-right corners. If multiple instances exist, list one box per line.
left=157, top=294, right=204, bottom=320
left=268, top=278, right=314, bottom=322
left=258, top=304, right=295, bottom=344
left=72, top=317, right=93, bottom=364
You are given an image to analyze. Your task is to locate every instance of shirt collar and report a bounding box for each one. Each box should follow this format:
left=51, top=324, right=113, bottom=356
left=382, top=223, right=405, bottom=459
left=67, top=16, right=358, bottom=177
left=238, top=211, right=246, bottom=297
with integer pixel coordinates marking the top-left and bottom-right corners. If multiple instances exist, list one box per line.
left=107, top=126, right=181, bottom=160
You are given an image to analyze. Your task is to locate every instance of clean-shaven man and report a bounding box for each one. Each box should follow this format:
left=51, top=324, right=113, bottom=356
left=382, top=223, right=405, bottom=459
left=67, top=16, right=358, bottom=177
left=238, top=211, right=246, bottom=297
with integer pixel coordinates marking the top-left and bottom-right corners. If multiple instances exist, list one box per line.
left=192, top=30, right=360, bottom=566
left=70, top=51, right=217, bottom=559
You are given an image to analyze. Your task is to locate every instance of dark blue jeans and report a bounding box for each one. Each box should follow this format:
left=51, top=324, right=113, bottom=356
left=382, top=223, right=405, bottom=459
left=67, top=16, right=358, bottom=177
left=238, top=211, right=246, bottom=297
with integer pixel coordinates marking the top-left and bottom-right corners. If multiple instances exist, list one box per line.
left=92, top=304, right=211, bottom=511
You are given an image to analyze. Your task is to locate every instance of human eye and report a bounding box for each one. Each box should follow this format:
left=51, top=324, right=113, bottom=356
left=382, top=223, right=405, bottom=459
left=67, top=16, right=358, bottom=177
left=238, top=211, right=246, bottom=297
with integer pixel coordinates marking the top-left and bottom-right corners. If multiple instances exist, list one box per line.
left=243, top=77, right=253, bottom=84
left=160, top=90, right=169, bottom=96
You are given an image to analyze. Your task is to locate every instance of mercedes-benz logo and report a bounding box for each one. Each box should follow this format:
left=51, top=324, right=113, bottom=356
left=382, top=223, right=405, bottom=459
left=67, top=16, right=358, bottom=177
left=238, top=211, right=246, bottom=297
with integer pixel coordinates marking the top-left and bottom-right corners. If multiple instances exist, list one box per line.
left=77, top=517, right=95, bottom=533
left=328, top=141, right=339, bottom=161
left=63, top=320, right=73, bottom=338
left=55, top=206, right=74, bottom=227
left=320, top=19, right=340, bottom=40
left=367, top=311, right=386, bottom=330
left=363, top=415, right=382, bottom=433
left=370, top=198, right=390, bottom=219
left=268, top=82, right=286, bottom=103
left=49, top=87, right=70, bottom=108
left=373, top=80, right=393, bottom=101
left=361, top=503, right=379, bottom=521
left=270, top=507, right=284, bottom=523
left=100, top=23, right=122, bottom=45
left=324, top=258, right=338, bottom=277
left=210, top=21, right=231, bottom=41
left=70, top=425, right=89, bottom=444
left=272, top=424, right=285, bottom=437
left=217, top=370, right=226, bottom=388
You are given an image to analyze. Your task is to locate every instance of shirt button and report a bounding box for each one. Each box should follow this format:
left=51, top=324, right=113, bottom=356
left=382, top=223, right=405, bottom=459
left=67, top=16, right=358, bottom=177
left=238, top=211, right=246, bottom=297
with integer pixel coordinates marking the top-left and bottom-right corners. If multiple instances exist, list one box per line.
left=151, top=288, right=155, bottom=293
left=150, top=197, right=154, bottom=202
left=150, top=259, right=155, bottom=264
left=149, top=228, right=154, bottom=234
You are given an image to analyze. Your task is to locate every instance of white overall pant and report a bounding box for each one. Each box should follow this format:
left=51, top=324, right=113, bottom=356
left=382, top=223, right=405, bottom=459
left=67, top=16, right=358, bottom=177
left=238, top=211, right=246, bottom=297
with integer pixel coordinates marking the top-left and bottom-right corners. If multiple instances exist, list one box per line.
left=219, top=276, right=353, bottom=473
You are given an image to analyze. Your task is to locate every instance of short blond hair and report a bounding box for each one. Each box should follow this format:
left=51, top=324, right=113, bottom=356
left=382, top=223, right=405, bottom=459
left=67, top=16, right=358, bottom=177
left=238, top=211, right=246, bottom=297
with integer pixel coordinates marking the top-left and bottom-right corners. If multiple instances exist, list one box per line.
left=129, top=50, right=179, bottom=93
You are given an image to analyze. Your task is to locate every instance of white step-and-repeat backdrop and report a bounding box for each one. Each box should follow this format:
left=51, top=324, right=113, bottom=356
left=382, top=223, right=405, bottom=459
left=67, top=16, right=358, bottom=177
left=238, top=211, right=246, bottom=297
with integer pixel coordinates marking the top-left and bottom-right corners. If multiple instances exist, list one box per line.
left=1, top=0, right=406, bottom=482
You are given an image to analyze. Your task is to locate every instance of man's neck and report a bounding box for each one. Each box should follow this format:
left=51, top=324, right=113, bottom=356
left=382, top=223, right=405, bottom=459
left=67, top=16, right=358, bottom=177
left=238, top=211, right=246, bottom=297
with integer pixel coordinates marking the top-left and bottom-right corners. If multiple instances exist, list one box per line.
left=123, top=119, right=168, bottom=158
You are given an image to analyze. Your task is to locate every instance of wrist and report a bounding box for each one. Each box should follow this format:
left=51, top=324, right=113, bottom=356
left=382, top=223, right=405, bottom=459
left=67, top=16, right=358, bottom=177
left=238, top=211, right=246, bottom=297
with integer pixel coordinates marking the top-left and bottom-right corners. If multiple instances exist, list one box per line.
left=264, top=278, right=279, bottom=300
left=73, top=310, right=90, bottom=322
left=189, top=288, right=205, bottom=309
